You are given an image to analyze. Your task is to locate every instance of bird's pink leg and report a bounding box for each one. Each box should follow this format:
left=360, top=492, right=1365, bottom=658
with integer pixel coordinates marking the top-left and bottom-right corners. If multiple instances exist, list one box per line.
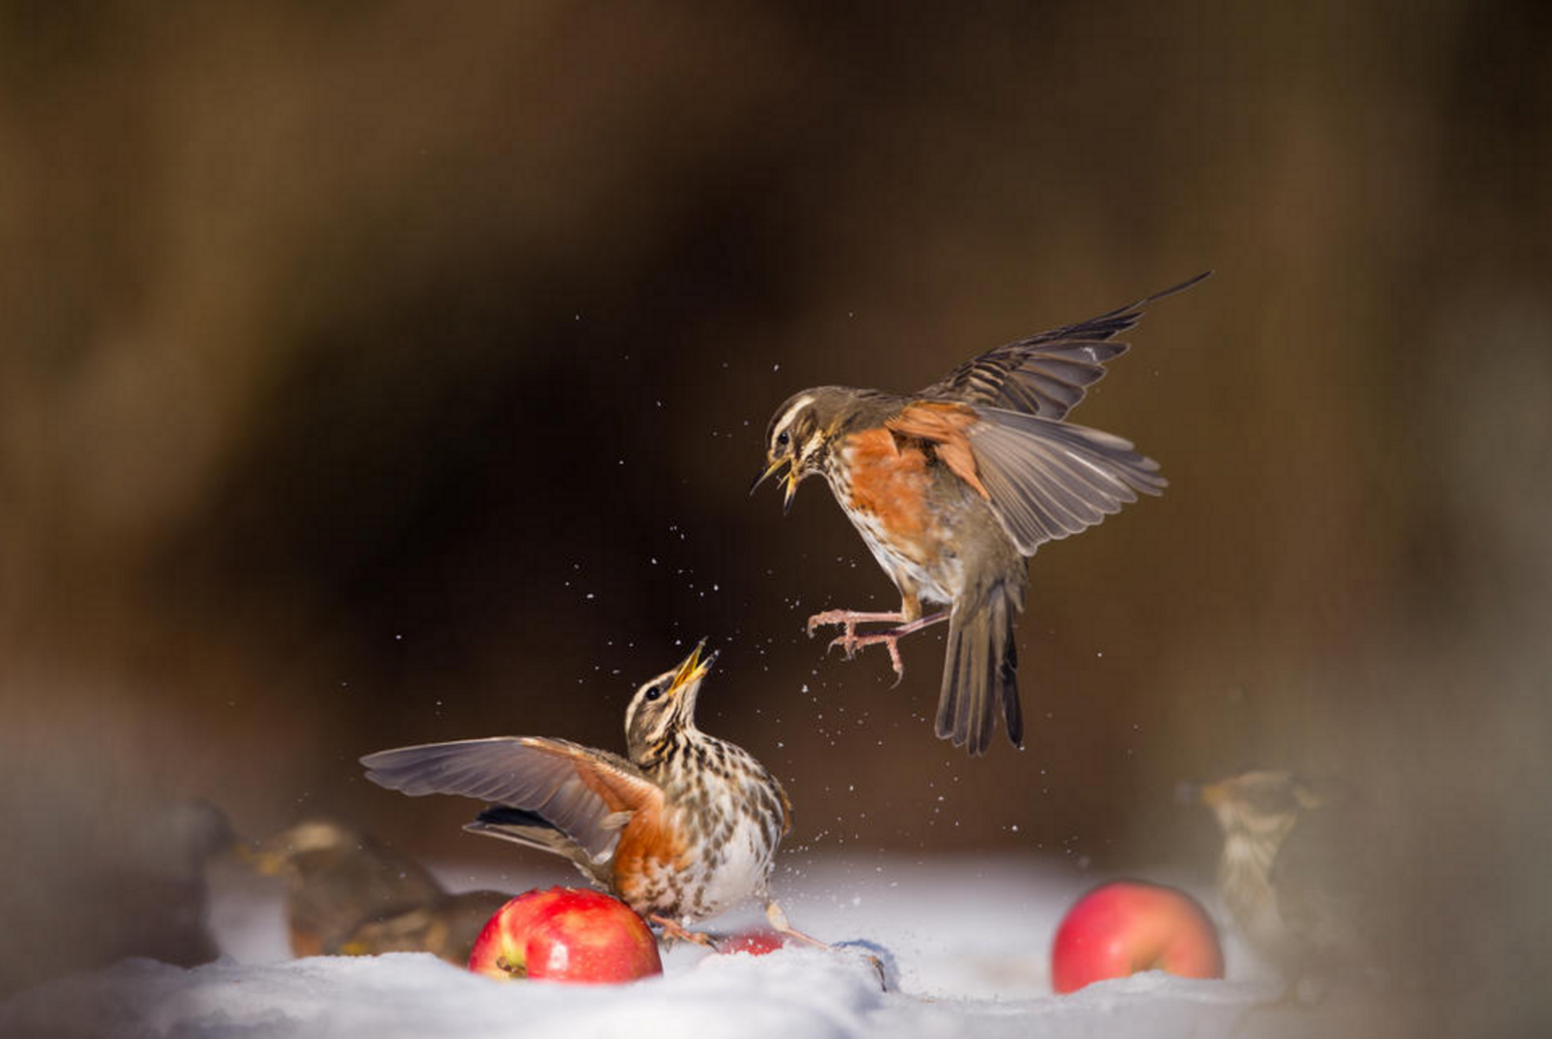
left=805, top=609, right=905, bottom=637
left=762, top=900, right=828, bottom=950
left=805, top=609, right=949, bottom=684
left=649, top=914, right=715, bottom=948
left=764, top=900, right=888, bottom=989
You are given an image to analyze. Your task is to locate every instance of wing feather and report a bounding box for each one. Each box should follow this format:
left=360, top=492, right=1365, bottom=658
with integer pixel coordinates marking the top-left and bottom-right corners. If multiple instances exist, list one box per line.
left=919, top=272, right=1209, bottom=418
left=965, top=408, right=1166, bottom=555
left=361, top=737, right=660, bottom=865
left=882, top=401, right=1163, bottom=555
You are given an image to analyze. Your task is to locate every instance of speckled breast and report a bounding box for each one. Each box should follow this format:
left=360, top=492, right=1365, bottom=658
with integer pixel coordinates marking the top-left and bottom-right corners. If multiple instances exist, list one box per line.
left=613, top=744, right=787, bottom=925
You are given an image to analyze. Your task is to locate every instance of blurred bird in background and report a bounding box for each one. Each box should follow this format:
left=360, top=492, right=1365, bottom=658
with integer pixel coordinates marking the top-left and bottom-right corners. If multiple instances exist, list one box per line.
left=753, top=275, right=1204, bottom=754
left=249, top=818, right=509, bottom=965
left=1197, top=769, right=1385, bottom=1000
left=0, top=797, right=238, bottom=995
left=334, top=891, right=513, bottom=964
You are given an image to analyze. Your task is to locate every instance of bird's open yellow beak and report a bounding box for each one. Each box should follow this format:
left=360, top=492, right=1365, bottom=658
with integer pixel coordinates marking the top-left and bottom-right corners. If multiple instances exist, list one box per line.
left=234, top=841, right=286, bottom=876
left=1198, top=781, right=1228, bottom=807
left=670, top=639, right=718, bottom=692
left=750, top=456, right=786, bottom=494
left=749, top=457, right=800, bottom=515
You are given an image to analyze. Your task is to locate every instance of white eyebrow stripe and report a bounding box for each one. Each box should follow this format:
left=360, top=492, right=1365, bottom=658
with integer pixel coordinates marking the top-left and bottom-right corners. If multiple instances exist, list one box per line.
left=773, top=395, right=816, bottom=439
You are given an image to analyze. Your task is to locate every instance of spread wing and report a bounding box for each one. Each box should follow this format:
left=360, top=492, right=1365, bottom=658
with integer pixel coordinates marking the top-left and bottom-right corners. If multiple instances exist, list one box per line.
left=965, top=408, right=1165, bottom=552
left=918, top=272, right=1209, bottom=419
left=361, top=737, right=660, bottom=866
left=888, top=402, right=1165, bottom=555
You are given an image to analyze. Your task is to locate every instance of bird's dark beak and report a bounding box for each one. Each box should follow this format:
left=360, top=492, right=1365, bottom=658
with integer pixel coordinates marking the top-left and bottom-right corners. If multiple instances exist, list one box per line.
left=751, top=456, right=801, bottom=515
left=750, top=456, right=787, bottom=495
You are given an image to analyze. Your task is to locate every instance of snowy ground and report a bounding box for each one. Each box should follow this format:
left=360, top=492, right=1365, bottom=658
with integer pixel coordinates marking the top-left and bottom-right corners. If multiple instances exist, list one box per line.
left=1, top=855, right=1401, bottom=1039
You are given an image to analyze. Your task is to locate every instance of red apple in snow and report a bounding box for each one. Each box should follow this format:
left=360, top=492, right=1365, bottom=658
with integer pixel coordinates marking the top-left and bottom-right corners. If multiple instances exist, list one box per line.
left=716, top=929, right=788, bottom=956
left=1050, top=880, right=1224, bottom=993
left=467, top=887, right=663, bottom=983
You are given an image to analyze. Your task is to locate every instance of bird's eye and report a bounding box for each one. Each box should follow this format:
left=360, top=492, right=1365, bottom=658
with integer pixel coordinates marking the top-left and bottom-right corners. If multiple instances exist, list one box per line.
left=776, top=431, right=789, bottom=447
left=644, top=684, right=666, bottom=702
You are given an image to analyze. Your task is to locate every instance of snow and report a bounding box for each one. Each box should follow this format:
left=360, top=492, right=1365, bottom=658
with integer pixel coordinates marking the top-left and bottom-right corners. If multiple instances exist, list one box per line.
left=1, top=856, right=1397, bottom=1039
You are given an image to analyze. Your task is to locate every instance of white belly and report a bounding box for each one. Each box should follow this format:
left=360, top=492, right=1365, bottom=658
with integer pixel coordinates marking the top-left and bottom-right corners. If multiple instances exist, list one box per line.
left=691, top=812, right=776, bottom=920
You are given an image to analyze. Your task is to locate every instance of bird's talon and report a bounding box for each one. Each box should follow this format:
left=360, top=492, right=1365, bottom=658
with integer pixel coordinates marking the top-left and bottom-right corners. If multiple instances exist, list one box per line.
left=827, top=635, right=858, bottom=660
left=650, top=914, right=715, bottom=949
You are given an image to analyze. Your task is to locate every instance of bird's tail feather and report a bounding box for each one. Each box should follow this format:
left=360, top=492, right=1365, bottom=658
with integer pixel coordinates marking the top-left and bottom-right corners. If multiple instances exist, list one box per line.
left=936, top=585, right=1022, bottom=755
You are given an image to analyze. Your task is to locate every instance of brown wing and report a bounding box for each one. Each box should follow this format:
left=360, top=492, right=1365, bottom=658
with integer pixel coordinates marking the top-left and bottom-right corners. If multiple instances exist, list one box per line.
left=887, top=401, right=1164, bottom=556
left=919, top=272, right=1209, bottom=418
left=966, top=407, right=1165, bottom=553
left=361, top=737, right=661, bottom=865
left=885, top=402, right=990, bottom=499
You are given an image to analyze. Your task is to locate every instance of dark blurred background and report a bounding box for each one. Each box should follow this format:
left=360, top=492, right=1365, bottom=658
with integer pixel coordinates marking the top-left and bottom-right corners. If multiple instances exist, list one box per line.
left=2, top=0, right=1549, bottom=1031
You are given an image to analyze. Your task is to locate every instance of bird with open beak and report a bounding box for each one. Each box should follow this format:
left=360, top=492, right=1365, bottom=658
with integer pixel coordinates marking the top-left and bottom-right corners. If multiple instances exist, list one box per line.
left=753, top=275, right=1205, bottom=753
left=361, top=641, right=819, bottom=949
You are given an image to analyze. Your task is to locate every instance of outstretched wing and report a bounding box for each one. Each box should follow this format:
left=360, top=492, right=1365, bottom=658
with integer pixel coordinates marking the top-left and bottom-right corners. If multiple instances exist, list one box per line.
left=887, top=401, right=1164, bottom=556
left=965, top=408, right=1165, bottom=553
left=919, top=272, right=1209, bottom=419
left=361, top=737, right=660, bottom=866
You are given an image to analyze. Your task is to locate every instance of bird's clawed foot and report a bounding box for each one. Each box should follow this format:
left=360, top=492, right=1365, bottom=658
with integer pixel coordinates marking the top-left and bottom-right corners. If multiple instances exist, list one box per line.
left=806, top=609, right=903, bottom=643
left=650, top=914, right=716, bottom=948
left=764, top=901, right=889, bottom=990
left=805, top=609, right=948, bottom=686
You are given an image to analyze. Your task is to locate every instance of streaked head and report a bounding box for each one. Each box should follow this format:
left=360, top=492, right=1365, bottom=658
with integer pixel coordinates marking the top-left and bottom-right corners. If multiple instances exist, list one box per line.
left=625, top=640, right=719, bottom=762
left=246, top=819, right=361, bottom=876
left=750, top=388, right=840, bottom=513
left=1199, top=769, right=1323, bottom=841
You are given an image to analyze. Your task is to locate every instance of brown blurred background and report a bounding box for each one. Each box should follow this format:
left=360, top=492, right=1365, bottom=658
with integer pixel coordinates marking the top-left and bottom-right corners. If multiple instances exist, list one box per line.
left=2, top=0, right=1549, bottom=1031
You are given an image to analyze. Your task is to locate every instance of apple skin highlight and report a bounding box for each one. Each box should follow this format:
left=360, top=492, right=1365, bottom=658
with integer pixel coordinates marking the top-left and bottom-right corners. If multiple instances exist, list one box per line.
left=468, top=887, right=663, bottom=984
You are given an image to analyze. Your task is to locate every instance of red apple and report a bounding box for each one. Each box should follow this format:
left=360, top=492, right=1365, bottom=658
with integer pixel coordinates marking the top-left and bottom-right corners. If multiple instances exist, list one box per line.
left=467, top=887, right=663, bottom=983
left=1050, top=880, right=1224, bottom=993
left=716, top=929, right=788, bottom=956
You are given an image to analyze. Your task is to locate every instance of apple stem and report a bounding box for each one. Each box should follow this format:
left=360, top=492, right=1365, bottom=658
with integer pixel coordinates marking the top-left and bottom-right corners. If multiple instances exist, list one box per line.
left=495, top=954, right=527, bottom=979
